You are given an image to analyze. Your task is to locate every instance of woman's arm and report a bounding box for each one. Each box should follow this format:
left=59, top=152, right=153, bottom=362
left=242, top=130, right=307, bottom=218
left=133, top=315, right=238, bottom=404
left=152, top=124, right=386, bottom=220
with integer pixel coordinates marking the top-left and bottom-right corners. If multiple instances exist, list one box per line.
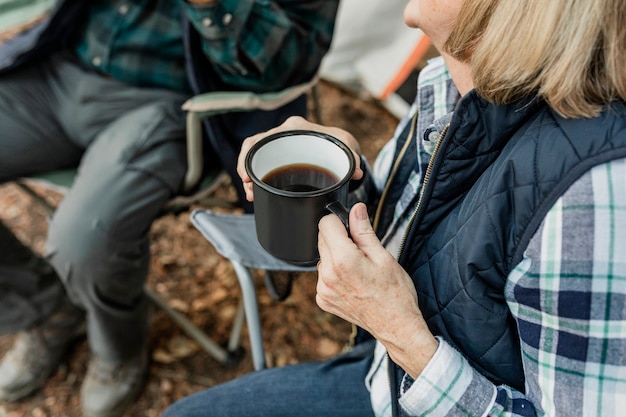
left=317, top=159, right=626, bottom=416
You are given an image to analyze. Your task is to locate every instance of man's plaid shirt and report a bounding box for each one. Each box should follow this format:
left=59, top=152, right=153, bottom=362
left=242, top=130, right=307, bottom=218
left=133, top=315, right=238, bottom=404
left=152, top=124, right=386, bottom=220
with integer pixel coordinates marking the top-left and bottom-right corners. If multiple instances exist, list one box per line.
left=367, top=57, right=626, bottom=417
left=74, top=0, right=337, bottom=93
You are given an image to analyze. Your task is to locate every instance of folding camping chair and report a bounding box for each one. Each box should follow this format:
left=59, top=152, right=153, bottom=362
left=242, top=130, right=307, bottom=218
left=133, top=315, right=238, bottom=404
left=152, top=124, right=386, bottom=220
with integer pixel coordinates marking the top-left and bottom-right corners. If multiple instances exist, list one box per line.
left=11, top=78, right=319, bottom=370
left=190, top=209, right=315, bottom=370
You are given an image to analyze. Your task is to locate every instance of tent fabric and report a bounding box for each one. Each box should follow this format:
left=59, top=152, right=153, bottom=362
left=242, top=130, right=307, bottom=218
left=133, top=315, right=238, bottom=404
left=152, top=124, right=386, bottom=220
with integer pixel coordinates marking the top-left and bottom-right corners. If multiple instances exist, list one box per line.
left=319, top=0, right=432, bottom=116
left=0, top=0, right=56, bottom=44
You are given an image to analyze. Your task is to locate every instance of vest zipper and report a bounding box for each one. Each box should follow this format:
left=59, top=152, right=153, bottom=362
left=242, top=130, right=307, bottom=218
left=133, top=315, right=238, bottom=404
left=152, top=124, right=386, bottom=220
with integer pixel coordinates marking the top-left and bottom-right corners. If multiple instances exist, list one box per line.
left=387, top=122, right=450, bottom=417
left=387, top=352, right=400, bottom=417
left=396, top=122, right=450, bottom=260
left=372, top=112, right=419, bottom=232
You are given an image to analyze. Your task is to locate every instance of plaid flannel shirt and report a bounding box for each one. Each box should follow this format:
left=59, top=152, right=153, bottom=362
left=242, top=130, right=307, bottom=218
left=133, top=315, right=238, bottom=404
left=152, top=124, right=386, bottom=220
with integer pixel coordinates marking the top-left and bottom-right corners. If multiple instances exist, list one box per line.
left=74, top=0, right=337, bottom=92
left=367, top=56, right=626, bottom=417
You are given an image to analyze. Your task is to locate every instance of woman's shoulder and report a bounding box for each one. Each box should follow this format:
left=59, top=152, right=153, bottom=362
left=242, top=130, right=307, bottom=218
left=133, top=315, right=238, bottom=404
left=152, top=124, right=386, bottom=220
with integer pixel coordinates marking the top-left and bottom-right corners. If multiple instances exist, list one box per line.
left=525, top=157, right=626, bottom=262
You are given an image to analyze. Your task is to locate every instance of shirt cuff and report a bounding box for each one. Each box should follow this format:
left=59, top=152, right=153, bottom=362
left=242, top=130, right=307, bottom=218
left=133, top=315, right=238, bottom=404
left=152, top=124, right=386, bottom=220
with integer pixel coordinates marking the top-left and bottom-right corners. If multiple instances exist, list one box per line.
left=399, top=337, right=497, bottom=417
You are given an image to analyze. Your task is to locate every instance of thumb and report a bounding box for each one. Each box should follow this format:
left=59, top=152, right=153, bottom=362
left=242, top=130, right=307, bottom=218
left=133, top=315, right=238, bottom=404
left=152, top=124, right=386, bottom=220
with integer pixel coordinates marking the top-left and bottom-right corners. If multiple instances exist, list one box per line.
left=349, top=203, right=381, bottom=253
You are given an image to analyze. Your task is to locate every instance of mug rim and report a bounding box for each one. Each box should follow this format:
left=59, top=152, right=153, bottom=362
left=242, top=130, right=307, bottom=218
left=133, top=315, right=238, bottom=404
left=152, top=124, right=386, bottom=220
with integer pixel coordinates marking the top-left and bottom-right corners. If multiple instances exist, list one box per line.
left=245, top=129, right=356, bottom=198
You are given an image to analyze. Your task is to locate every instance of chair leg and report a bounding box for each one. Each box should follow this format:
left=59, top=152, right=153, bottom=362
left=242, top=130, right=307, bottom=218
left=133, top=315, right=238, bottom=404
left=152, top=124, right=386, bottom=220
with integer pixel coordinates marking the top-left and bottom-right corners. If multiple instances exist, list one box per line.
left=227, top=301, right=246, bottom=352
left=310, top=84, right=324, bottom=124
left=145, top=286, right=243, bottom=366
left=230, top=261, right=266, bottom=371
left=264, top=270, right=295, bottom=301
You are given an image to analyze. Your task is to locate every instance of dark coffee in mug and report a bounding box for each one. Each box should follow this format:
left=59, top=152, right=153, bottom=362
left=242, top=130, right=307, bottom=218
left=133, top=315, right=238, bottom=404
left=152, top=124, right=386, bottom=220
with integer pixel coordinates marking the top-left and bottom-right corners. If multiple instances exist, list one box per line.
left=262, top=163, right=339, bottom=192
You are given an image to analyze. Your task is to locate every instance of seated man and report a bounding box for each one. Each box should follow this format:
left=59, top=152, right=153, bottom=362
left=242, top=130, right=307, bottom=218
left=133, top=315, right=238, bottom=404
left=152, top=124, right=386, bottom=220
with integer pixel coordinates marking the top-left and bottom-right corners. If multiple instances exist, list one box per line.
left=0, top=1, right=338, bottom=417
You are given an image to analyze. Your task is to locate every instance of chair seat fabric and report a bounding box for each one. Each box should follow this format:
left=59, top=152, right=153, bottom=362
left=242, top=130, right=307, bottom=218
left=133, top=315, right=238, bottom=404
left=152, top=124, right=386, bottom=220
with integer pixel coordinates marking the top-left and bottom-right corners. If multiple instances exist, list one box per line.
left=190, top=209, right=316, bottom=272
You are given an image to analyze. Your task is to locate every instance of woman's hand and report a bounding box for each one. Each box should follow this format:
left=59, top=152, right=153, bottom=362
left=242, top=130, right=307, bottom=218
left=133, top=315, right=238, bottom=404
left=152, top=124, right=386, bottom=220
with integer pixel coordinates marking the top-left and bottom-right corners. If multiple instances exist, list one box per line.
left=316, top=202, right=439, bottom=378
left=236, top=116, right=363, bottom=202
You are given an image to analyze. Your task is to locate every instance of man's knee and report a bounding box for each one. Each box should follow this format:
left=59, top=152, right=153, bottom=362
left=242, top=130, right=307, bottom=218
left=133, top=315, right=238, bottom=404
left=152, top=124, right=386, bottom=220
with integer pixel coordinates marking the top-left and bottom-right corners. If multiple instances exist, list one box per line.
left=45, top=214, right=149, bottom=308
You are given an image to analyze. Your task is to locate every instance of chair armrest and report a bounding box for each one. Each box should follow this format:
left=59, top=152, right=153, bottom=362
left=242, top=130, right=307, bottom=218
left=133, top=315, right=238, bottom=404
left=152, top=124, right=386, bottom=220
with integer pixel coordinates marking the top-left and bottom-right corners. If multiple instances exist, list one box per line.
left=182, top=77, right=318, bottom=191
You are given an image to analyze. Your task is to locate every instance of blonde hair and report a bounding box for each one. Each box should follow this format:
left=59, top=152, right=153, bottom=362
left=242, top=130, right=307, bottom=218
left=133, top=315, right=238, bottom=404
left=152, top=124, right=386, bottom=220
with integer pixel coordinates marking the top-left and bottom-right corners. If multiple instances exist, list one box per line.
left=445, top=0, right=626, bottom=118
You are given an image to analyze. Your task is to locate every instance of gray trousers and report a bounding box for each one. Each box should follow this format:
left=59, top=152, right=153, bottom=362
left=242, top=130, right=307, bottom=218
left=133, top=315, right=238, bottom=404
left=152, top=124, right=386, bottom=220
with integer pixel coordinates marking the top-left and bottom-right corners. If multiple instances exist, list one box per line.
left=0, top=53, right=188, bottom=362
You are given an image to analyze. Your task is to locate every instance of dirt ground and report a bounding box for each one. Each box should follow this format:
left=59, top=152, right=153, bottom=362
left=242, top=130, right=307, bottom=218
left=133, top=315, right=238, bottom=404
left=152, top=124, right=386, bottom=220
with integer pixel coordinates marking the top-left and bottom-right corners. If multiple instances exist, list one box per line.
left=0, top=81, right=399, bottom=417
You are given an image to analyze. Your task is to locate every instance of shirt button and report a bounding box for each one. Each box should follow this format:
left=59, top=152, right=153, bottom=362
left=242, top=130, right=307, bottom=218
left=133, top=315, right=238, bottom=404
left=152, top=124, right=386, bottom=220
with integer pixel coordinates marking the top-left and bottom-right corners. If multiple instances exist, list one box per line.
left=222, top=13, right=233, bottom=25
left=92, top=56, right=102, bottom=66
left=202, top=17, right=213, bottom=27
left=427, top=130, right=439, bottom=142
left=118, top=4, right=129, bottom=15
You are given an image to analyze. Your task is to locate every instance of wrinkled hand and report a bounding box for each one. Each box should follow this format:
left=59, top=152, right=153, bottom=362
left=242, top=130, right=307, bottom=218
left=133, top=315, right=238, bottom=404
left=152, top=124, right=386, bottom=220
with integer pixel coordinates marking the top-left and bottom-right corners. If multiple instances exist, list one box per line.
left=236, top=116, right=363, bottom=202
left=316, top=202, right=438, bottom=378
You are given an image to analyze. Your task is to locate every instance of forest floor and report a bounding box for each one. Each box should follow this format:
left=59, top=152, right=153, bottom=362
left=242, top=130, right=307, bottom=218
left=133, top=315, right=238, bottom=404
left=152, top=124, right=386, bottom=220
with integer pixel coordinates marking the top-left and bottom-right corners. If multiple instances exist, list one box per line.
left=0, top=80, right=399, bottom=417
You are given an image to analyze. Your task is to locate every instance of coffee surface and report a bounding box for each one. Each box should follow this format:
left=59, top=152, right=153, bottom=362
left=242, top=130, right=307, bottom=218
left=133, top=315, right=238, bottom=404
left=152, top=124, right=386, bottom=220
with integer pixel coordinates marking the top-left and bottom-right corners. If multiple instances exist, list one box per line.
left=262, top=163, right=339, bottom=192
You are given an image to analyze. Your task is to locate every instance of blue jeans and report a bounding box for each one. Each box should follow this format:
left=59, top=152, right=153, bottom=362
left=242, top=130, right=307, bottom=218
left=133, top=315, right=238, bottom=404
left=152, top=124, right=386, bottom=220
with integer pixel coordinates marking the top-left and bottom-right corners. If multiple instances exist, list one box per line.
left=162, top=340, right=377, bottom=417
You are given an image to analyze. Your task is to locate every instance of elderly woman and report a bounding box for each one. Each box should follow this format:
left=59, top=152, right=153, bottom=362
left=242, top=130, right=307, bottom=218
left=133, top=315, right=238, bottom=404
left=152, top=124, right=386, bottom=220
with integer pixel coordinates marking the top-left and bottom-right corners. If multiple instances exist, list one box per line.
left=163, top=0, right=626, bottom=416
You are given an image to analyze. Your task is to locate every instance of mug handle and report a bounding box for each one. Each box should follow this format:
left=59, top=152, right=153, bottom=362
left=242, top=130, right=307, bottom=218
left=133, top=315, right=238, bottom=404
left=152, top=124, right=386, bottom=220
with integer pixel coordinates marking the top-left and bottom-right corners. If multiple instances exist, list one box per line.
left=325, top=201, right=351, bottom=237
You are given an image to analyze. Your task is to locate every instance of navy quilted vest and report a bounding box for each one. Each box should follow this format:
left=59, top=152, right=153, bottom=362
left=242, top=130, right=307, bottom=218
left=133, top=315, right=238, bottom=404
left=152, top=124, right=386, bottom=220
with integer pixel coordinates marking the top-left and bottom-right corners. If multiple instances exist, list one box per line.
left=382, top=91, right=626, bottom=394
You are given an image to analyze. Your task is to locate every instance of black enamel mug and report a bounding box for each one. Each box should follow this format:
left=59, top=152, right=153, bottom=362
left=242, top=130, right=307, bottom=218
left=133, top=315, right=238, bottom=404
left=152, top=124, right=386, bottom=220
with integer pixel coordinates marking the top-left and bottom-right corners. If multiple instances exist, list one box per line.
left=245, top=130, right=355, bottom=266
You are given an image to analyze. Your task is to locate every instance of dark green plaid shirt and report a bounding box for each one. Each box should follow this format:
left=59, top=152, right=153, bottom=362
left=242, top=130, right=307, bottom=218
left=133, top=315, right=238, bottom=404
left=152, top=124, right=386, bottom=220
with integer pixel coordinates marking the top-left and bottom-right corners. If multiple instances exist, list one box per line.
left=74, top=0, right=338, bottom=93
